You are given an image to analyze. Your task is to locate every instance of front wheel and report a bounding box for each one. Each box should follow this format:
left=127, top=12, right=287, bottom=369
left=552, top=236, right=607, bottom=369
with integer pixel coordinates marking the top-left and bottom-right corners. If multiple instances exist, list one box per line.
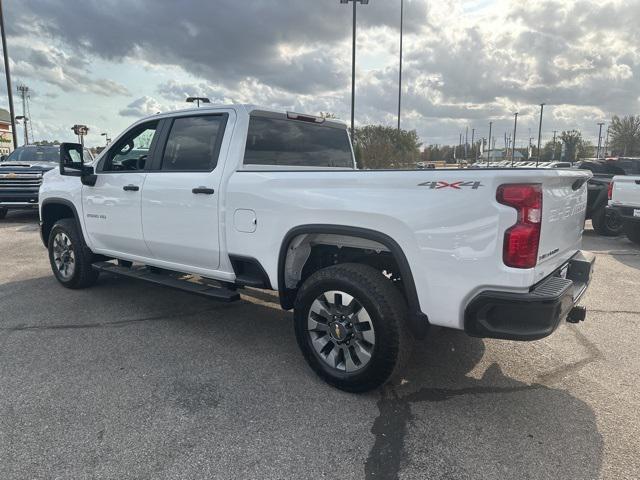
left=623, top=221, right=640, bottom=246
left=294, top=263, right=411, bottom=393
left=0, top=207, right=7, bottom=219
left=48, top=218, right=99, bottom=289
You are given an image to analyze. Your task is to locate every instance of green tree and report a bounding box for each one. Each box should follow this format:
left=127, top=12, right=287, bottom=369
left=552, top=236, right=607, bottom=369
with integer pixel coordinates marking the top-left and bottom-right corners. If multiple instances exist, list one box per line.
left=561, top=130, right=583, bottom=162
left=541, top=139, right=562, bottom=161
left=577, top=139, right=594, bottom=159
left=609, top=115, right=640, bottom=156
left=353, top=125, right=422, bottom=169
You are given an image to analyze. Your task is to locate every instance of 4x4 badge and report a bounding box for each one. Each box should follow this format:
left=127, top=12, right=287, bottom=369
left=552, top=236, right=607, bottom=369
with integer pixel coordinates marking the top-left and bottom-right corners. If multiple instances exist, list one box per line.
left=418, top=181, right=483, bottom=190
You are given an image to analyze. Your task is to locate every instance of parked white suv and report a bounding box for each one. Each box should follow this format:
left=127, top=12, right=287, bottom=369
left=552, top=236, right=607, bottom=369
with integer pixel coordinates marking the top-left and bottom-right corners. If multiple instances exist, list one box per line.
left=39, top=105, right=595, bottom=392
left=607, top=175, right=640, bottom=245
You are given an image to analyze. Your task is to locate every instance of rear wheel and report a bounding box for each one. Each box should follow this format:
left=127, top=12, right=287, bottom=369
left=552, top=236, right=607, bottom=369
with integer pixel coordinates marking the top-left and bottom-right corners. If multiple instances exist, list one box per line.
left=0, top=207, right=7, bottom=219
left=592, top=206, right=623, bottom=236
left=294, top=263, right=411, bottom=393
left=48, top=218, right=99, bottom=289
left=623, top=221, right=640, bottom=246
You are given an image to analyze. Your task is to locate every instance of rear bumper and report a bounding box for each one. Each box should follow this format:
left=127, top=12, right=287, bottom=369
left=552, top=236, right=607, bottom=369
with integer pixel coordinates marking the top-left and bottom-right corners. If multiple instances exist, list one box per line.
left=607, top=205, right=640, bottom=224
left=464, top=251, right=595, bottom=341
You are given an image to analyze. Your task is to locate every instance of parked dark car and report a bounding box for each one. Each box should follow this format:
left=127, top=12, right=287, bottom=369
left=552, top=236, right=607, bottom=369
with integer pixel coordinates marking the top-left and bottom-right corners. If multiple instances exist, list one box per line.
left=577, top=157, right=640, bottom=236
left=0, top=145, right=93, bottom=219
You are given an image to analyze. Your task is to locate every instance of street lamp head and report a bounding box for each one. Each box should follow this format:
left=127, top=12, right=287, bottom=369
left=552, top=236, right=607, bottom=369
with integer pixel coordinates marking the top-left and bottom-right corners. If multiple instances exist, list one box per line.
left=340, top=0, right=369, bottom=3
left=186, top=97, right=210, bottom=104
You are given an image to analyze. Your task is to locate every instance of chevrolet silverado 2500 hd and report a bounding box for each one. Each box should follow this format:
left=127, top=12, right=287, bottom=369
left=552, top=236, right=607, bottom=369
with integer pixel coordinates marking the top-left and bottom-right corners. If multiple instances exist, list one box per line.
left=608, top=175, right=640, bottom=245
left=39, top=105, right=595, bottom=392
left=0, top=145, right=93, bottom=218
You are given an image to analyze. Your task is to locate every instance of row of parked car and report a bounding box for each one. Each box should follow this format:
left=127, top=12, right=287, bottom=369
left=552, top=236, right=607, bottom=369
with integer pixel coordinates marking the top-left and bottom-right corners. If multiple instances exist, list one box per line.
left=470, top=161, right=573, bottom=169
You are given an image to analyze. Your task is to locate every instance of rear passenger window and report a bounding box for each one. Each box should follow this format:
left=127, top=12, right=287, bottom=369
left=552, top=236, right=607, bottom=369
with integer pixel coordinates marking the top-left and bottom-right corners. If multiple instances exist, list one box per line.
left=161, top=115, right=226, bottom=171
left=243, top=116, right=353, bottom=168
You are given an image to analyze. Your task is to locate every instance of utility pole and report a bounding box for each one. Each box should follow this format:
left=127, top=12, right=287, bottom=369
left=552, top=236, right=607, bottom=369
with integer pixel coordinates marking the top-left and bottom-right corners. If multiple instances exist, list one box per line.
left=596, top=122, right=604, bottom=159
left=0, top=0, right=17, bottom=150
left=471, top=128, right=475, bottom=162
left=397, top=0, right=403, bottom=131
left=464, top=126, right=468, bottom=160
left=487, top=121, right=492, bottom=163
left=604, top=126, right=610, bottom=158
left=511, top=112, right=519, bottom=167
left=552, top=130, right=557, bottom=160
left=17, top=84, right=29, bottom=145
left=536, top=103, right=544, bottom=167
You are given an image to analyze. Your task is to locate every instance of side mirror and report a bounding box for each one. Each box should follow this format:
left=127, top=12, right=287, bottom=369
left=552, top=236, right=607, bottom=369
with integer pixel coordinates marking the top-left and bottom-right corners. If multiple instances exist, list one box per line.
left=60, top=142, right=97, bottom=186
left=0, top=155, right=6, bottom=161
left=60, top=143, right=84, bottom=176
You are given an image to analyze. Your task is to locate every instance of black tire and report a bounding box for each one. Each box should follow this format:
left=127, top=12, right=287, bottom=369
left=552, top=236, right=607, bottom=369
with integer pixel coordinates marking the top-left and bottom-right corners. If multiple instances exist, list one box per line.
left=0, top=207, right=7, bottom=219
left=623, top=221, right=640, bottom=246
left=294, top=263, right=411, bottom=393
left=48, top=218, right=99, bottom=289
left=592, top=206, right=623, bottom=236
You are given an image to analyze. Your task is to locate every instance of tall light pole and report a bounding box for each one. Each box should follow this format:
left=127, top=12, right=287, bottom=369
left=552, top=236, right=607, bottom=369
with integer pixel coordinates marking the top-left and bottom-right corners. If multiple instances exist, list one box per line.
left=604, top=126, right=610, bottom=158
left=511, top=112, right=519, bottom=167
left=552, top=130, right=557, bottom=160
left=596, top=122, right=604, bottom=159
left=340, top=0, right=369, bottom=139
left=0, top=0, right=17, bottom=149
left=536, top=103, right=544, bottom=167
left=397, top=0, right=403, bottom=131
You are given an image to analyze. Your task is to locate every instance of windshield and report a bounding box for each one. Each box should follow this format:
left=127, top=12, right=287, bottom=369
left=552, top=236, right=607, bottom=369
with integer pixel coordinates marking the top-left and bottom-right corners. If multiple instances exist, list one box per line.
left=2, top=146, right=60, bottom=163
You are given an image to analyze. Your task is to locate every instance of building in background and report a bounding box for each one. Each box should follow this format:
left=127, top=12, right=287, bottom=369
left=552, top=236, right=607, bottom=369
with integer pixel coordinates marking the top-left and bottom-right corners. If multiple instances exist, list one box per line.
left=0, top=108, right=14, bottom=156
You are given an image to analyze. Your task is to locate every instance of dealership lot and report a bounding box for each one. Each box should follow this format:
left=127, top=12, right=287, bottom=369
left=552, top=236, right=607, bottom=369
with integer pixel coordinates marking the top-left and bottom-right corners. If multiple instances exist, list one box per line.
left=0, top=210, right=639, bottom=480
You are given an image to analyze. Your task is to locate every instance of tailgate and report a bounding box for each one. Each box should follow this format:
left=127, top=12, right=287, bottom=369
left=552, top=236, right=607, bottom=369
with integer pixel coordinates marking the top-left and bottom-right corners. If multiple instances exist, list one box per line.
left=611, top=176, right=640, bottom=208
left=535, top=172, right=589, bottom=278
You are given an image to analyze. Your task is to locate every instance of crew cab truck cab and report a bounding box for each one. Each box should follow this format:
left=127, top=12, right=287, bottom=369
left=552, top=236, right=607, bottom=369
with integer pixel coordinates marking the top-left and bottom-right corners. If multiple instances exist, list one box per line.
left=607, top=175, right=640, bottom=245
left=39, top=104, right=595, bottom=392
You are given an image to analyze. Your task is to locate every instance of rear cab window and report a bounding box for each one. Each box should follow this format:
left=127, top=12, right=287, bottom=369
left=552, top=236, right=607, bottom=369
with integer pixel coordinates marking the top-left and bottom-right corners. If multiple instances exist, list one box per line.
left=160, top=114, right=228, bottom=172
left=243, top=112, right=354, bottom=169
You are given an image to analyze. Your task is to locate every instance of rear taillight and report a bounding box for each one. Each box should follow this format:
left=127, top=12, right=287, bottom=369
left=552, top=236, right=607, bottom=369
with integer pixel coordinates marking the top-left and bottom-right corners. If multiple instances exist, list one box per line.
left=497, top=184, right=542, bottom=269
left=608, top=181, right=614, bottom=200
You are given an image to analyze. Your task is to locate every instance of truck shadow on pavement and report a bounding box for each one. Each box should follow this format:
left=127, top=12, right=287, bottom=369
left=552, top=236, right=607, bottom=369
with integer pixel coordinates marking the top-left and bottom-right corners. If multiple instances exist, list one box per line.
left=0, top=274, right=604, bottom=480
left=364, top=328, right=604, bottom=480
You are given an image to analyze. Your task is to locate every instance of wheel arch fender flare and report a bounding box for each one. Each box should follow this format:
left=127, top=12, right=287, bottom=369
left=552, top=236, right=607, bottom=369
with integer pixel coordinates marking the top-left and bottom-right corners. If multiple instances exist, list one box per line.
left=40, top=198, right=85, bottom=248
left=277, top=224, right=429, bottom=338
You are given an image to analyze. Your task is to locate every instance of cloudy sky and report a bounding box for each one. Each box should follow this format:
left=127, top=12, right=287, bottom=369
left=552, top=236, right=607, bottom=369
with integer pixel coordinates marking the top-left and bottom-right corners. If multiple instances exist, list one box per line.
left=2, top=0, right=639, bottom=148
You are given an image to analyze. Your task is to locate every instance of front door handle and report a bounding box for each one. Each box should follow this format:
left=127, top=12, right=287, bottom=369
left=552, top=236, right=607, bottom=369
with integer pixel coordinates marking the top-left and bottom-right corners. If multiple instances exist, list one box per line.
left=123, top=184, right=139, bottom=191
left=192, top=187, right=215, bottom=195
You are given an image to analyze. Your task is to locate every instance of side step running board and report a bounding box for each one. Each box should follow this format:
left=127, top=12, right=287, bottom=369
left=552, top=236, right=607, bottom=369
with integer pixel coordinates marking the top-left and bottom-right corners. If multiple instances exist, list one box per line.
left=92, top=261, right=241, bottom=302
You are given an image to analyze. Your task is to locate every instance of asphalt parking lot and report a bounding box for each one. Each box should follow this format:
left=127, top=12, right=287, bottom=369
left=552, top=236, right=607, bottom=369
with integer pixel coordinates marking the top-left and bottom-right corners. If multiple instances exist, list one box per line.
left=1, top=210, right=639, bottom=480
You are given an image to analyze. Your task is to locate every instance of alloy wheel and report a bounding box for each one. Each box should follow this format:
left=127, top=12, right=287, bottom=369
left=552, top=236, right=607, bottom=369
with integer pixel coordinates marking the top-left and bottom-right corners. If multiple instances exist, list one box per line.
left=307, top=290, right=376, bottom=373
left=52, top=232, right=76, bottom=280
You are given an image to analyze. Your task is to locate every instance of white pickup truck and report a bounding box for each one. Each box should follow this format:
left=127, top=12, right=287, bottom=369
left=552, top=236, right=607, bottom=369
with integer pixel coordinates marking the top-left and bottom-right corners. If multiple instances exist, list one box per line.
left=39, top=105, right=595, bottom=392
left=608, top=175, right=640, bottom=245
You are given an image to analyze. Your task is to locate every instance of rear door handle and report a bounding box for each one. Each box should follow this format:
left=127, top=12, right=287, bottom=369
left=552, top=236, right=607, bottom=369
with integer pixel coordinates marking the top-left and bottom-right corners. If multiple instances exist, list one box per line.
left=192, top=187, right=215, bottom=195
left=123, top=185, right=139, bottom=191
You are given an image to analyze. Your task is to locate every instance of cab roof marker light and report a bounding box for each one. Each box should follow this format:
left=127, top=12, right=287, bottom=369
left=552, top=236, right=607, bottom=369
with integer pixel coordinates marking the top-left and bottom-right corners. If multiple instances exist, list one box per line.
left=286, top=112, right=325, bottom=124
